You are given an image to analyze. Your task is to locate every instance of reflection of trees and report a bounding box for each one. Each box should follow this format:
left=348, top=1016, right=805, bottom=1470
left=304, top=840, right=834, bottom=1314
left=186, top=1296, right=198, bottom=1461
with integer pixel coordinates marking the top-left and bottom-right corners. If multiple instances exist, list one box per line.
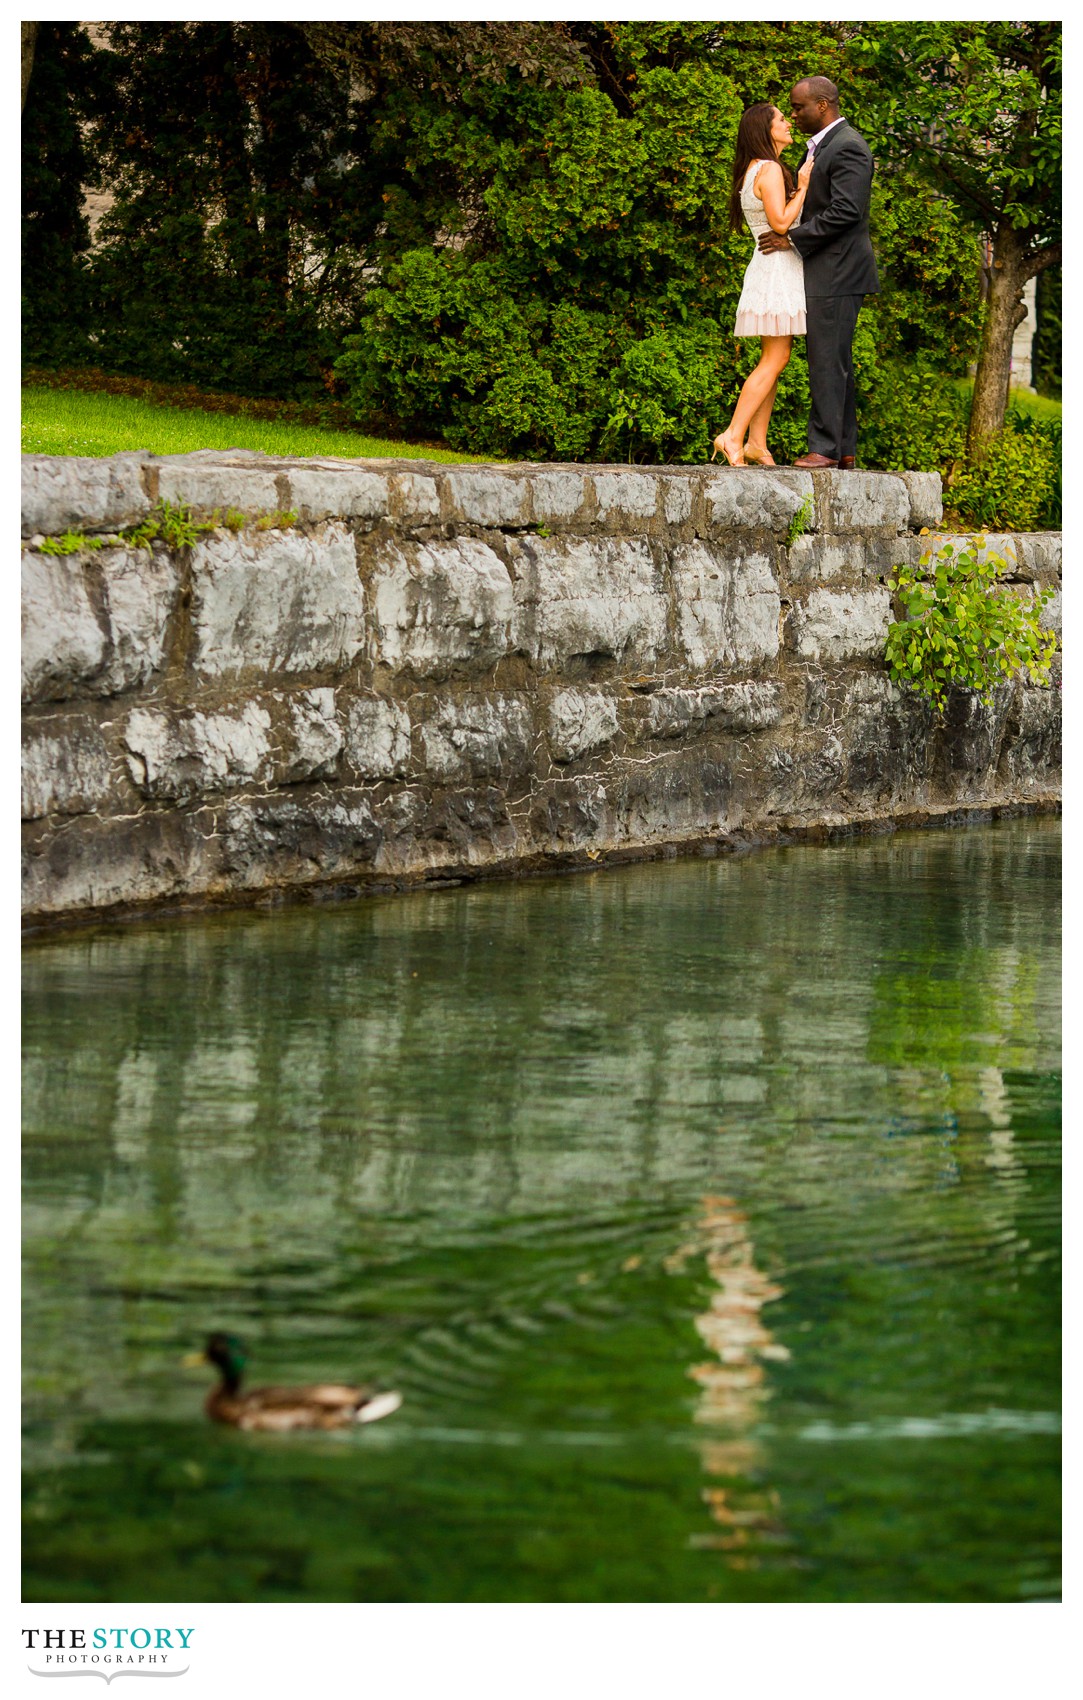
left=22, top=822, right=1059, bottom=1419
left=668, top=1196, right=790, bottom=1564
left=23, top=824, right=1059, bottom=1215
left=864, top=849, right=1055, bottom=1265
left=22, top=823, right=1059, bottom=1254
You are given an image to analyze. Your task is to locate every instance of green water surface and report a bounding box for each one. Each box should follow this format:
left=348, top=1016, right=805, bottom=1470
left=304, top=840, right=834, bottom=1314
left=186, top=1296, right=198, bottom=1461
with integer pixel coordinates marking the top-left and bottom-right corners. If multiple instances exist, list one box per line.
left=22, top=820, right=1061, bottom=1602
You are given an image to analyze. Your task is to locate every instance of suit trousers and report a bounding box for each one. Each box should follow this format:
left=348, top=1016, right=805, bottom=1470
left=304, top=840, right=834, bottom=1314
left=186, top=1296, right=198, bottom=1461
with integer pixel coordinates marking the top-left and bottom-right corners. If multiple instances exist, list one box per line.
left=805, top=293, right=864, bottom=460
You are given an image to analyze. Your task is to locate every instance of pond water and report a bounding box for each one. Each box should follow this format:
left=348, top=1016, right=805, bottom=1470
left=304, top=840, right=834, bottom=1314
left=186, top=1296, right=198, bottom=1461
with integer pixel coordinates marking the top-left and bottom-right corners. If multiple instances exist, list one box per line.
left=22, top=819, right=1060, bottom=1603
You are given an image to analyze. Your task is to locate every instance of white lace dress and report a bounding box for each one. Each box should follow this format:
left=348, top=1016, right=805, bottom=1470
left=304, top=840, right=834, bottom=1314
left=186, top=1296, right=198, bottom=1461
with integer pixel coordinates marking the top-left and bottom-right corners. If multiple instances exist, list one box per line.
left=733, top=159, right=806, bottom=337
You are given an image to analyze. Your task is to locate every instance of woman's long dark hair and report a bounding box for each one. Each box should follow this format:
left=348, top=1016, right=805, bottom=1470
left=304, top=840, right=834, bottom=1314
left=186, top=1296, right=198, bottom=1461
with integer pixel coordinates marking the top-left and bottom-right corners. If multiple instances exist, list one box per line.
left=729, top=103, right=796, bottom=233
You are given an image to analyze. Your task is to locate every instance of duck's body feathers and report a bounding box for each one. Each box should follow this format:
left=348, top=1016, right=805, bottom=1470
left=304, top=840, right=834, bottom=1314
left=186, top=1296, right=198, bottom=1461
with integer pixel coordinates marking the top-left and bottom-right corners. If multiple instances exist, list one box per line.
left=198, top=1333, right=402, bottom=1432
left=208, top=1383, right=401, bottom=1431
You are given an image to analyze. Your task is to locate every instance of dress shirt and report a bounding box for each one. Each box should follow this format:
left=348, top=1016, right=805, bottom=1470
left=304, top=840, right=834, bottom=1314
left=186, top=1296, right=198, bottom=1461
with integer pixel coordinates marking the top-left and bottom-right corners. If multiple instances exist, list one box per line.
left=805, top=116, right=845, bottom=156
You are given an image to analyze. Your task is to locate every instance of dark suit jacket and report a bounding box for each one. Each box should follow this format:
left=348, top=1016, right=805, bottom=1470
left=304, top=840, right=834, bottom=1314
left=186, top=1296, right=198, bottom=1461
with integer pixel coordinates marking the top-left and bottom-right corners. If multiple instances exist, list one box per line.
left=786, top=119, right=879, bottom=297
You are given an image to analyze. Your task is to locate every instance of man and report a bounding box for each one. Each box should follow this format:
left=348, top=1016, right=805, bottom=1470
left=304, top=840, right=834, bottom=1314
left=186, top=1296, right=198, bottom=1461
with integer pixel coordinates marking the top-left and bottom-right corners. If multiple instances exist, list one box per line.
left=758, top=76, right=878, bottom=470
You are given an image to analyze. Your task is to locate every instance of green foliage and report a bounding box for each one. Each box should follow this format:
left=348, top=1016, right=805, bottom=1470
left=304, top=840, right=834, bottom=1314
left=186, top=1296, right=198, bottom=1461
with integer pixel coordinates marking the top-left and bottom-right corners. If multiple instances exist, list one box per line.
left=786, top=496, right=814, bottom=547
left=32, top=500, right=312, bottom=551
left=300, top=20, right=588, bottom=100
left=850, top=22, right=1060, bottom=451
left=335, top=22, right=988, bottom=463
left=21, top=24, right=105, bottom=367
left=850, top=23, right=1061, bottom=253
left=854, top=369, right=1060, bottom=532
left=863, top=179, right=983, bottom=372
left=946, top=413, right=1061, bottom=533
left=120, top=499, right=298, bottom=551
left=29, top=496, right=306, bottom=554
left=252, top=509, right=298, bottom=531
left=121, top=500, right=210, bottom=552
left=37, top=531, right=105, bottom=556
left=858, top=363, right=969, bottom=476
left=885, top=539, right=1057, bottom=714
left=28, top=19, right=1036, bottom=477
left=71, top=22, right=385, bottom=398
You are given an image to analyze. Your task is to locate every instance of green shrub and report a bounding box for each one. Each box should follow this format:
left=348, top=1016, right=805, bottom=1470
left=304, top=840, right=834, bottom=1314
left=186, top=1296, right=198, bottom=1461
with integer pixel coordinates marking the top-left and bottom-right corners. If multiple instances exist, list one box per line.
left=853, top=366, right=1060, bottom=531
left=885, top=537, right=1057, bottom=713
left=946, top=412, right=1061, bottom=532
left=858, top=362, right=969, bottom=474
left=864, top=178, right=984, bottom=373
left=335, top=245, right=766, bottom=463
left=21, top=24, right=104, bottom=368
left=600, top=321, right=759, bottom=464
left=34, top=22, right=378, bottom=401
left=31, top=21, right=1038, bottom=481
left=333, top=28, right=984, bottom=465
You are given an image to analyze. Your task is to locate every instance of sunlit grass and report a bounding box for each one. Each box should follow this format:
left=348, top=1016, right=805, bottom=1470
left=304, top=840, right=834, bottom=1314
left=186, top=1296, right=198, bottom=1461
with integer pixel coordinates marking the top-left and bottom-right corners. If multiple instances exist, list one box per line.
left=1005, top=387, right=1062, bottom=424
left=952, top=379, right=1062, bottom=425
left=21, top=385, right=489, bottom=463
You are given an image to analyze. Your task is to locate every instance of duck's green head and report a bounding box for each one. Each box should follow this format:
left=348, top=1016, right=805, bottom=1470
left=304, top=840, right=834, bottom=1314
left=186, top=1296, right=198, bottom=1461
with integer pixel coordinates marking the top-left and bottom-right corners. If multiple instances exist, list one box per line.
left=205, top=1331, right=247, bottom=1391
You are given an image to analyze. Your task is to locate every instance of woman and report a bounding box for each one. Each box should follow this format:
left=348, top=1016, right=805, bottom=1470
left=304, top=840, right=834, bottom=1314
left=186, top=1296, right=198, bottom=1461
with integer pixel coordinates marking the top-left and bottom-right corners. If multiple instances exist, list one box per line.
left=712, top=104, right=813, bottom=467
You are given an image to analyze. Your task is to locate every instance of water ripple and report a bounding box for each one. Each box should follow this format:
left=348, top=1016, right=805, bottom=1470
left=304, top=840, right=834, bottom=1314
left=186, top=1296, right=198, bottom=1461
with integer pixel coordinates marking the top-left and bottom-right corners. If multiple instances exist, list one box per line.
left=792, top=1409, right=1060, bottom=1442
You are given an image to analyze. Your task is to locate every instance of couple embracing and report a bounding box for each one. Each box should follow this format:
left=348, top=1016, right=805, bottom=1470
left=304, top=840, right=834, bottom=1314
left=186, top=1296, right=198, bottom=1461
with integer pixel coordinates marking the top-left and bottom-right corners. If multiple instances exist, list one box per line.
left=712, top=76, right=878, bottom=470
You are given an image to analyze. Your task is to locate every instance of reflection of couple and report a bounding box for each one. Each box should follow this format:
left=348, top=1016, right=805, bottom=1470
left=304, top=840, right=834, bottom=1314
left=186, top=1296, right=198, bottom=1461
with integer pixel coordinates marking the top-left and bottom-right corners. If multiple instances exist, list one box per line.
left=712, top=76, right=878, bottom=470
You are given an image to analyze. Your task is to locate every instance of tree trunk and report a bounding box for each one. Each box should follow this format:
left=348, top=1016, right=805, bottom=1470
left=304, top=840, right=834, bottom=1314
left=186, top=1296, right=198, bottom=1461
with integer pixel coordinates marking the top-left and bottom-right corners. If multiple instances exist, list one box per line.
left=967, top=221, right=1029, bottom=459
left=21, top=22, right=39, bottom=112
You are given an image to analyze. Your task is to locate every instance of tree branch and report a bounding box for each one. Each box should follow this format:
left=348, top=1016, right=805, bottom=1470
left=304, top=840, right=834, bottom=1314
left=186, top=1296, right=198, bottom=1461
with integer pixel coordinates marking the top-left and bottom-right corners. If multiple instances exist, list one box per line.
left=918, top=148, right=1001, bottom=225
left=1025, top=242, right=1061, bottom=277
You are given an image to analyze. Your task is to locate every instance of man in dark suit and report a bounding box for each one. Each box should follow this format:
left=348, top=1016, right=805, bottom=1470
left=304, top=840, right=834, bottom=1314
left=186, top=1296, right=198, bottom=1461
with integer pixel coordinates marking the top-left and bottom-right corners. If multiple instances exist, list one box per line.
left=758, top=76, right=878, bottom=469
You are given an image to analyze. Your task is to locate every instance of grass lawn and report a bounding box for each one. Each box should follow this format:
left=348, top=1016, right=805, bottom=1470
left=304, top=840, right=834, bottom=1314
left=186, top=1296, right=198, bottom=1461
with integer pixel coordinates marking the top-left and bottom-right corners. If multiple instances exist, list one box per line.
left=21, top=383, right=488, bottom=463
left=952, top=379, right=1062, bottom=426
left=1005, top=387, right=1062, bottom=423
left=23, top=370, right=1060, bottom=467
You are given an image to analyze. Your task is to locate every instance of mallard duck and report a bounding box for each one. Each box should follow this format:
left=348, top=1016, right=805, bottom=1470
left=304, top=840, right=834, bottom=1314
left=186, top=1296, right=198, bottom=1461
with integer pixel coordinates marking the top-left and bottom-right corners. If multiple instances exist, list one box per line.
left=189, top=1332, right=403, bottom=1431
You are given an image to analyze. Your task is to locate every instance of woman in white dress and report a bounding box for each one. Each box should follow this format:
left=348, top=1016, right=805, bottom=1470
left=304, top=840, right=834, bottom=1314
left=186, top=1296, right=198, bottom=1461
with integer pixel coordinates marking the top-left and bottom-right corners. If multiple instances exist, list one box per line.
left=712, top=104, right=814, bottom=467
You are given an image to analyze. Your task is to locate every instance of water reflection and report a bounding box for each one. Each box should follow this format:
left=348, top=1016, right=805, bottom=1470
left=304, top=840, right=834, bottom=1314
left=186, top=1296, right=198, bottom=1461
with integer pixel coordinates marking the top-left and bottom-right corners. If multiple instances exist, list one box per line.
left=668, top=1195, right=791, bottom=1562
left=22, top=820, right=1060, bottom=1602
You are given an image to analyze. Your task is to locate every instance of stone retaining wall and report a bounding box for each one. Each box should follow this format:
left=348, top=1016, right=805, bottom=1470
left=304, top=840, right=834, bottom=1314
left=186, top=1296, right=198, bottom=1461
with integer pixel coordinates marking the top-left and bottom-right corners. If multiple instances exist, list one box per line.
left=21, top=451, right=1062, bottom=929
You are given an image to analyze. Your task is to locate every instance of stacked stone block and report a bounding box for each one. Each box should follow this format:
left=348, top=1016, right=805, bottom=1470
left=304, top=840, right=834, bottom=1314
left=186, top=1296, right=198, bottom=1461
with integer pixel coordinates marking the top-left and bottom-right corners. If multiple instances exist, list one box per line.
left=21, top=452, right=1061, bottom=925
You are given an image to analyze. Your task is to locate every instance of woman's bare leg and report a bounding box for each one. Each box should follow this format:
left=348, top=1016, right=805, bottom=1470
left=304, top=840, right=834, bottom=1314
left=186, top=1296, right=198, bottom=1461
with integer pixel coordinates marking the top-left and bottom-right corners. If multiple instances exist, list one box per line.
left=745, top=383, right=778, bottom=462
left=715, top=338, right=792, bottom=464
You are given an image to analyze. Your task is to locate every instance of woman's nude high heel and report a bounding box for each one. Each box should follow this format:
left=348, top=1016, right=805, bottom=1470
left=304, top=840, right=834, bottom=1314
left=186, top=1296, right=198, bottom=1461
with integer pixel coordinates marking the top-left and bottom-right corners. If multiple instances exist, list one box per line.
left=742, top=448, right=776, bottom=467
left=711, top=433, right=746, bottom=467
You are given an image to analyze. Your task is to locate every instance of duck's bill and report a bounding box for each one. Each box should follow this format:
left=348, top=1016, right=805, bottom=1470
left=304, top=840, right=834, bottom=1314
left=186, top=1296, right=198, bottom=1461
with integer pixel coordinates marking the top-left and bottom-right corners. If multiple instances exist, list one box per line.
left=356, top=1391, right=403, bottom=1424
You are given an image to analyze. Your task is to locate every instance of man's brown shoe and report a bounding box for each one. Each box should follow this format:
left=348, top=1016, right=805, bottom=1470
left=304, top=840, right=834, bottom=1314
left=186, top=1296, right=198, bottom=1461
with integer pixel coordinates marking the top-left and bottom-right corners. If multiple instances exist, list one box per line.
left=839, top=456, right=856, bottom=470
left=791, top=453, right=839, bottom=469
